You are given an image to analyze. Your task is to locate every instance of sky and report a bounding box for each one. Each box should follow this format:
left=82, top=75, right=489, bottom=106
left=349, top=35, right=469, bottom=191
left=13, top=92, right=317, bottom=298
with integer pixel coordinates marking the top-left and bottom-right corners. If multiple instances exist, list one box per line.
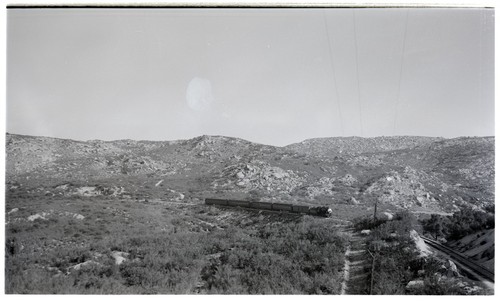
left=6, top=8, right=495, bottom=146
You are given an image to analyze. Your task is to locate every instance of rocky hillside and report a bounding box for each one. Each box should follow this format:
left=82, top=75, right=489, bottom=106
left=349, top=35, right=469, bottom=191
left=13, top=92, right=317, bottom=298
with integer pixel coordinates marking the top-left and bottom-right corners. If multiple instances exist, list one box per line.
left=285, top=136, right=444, bottom=156
left=5, top=133, right=494, bottom=214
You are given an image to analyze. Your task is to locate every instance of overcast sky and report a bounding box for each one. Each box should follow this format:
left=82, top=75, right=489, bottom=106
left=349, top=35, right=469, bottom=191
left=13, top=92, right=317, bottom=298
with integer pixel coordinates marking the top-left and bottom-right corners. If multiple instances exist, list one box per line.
left=7, top=8, right=494, bottom=146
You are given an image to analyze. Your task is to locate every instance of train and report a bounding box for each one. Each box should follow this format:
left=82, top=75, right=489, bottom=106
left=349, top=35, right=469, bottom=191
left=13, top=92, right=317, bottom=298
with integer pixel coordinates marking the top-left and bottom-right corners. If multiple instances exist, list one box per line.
left=205, top=198, right=333, bottom=217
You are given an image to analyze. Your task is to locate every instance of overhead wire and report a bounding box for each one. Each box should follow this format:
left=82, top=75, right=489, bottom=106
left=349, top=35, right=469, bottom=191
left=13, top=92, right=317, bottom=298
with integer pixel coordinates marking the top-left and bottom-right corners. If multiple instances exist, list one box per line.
left=352, top=10, right=364, bottom=136
left=392, top=9, right=410, bottom=136
left=479, top=10, right=483, bottom=116
left=322, top=9, right=345, bottom=136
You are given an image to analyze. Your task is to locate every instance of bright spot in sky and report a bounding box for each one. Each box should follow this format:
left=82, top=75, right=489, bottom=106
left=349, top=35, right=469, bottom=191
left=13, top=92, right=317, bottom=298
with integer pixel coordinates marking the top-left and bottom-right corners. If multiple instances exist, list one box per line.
left=186, top=77, right=214, bottom=111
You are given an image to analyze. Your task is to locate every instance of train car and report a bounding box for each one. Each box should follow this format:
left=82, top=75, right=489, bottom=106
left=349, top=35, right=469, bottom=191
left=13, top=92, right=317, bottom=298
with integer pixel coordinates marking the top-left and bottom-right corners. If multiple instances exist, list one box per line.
left=291, top=205, right=310, bottom=214
left=205, top=198, right=228, bottom=206
left=308, top=206, right=333, bottom=217
left=271, top=202, right=293, bottom=211
left=308, top=207, right=319, bottom=215
left=205, top=198, right=332, bottom=217
left=227, top=199, right=251, bottom=208
left=250, top=201, right=273, bottom=210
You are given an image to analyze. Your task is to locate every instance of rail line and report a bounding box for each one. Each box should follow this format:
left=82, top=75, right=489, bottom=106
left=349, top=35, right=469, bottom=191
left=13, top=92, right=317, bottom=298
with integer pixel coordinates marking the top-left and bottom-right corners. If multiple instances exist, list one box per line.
left=421, top=237, right=494, bottom=282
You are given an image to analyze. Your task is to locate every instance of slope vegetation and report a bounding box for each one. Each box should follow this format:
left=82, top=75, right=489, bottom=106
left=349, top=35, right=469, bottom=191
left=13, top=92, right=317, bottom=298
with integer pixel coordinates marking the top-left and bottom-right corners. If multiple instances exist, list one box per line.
left=6, top=133, right=494, bottom=213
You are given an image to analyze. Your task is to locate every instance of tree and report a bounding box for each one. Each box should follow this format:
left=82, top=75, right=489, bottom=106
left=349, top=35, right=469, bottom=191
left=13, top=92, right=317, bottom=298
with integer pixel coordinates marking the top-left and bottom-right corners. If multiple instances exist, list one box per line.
left=423, top=214, right=443, bottom=240
left=433, top=221, right=443, bottom=240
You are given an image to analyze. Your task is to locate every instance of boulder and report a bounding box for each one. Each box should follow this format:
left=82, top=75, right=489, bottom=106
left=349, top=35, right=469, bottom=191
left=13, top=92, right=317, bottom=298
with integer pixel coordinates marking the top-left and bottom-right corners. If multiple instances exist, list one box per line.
left=272, top=171, right=287, bottom=179
left=409, top=229, right=431, bottom=257
left=406, top=280, right=424, bottom=291
left=446, top=259, right=460, bottom=277
left=73, top=214, right=85, bottom=220
left=71, top=260, right=99, bottom=271
left=111, top=251, right=129, bottom=265
left=349, top=197, right=359, bottom=205
left=383, top=212, right=394, bottom=220
left=27, top=213, right=47, bottom=222
left=8, top=208, right=19, bottom=215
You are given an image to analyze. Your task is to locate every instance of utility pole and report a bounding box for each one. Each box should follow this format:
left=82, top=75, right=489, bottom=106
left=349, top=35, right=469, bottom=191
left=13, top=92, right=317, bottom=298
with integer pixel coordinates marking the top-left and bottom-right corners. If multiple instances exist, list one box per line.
left=367, top=249, right=375, bottom=295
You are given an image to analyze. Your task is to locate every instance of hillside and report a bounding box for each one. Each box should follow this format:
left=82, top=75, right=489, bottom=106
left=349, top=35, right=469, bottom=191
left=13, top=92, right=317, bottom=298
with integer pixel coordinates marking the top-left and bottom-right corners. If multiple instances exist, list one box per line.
left=6, top=133, right=494, bottom=213
left=5, top=133, right=495, bottom=294
left=285, top=136, right=444, bottom=156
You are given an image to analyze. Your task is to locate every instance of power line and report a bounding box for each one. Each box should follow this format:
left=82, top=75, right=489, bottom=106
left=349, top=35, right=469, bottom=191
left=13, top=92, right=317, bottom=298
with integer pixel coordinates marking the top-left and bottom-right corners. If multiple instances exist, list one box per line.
left=392, top=9, right=410, bottom=135
left=352, top=10, right=364, bottom=136
left=479, top=10, right=483, bottom=115
left=322, top=10, right=344, bottom=136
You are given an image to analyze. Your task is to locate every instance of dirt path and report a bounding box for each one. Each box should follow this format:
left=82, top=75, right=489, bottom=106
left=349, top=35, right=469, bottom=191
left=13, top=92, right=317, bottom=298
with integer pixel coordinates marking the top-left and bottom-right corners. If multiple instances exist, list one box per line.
left=340, top=228, right=371, bottom=295
left=340, top=245, right=351, bottom=295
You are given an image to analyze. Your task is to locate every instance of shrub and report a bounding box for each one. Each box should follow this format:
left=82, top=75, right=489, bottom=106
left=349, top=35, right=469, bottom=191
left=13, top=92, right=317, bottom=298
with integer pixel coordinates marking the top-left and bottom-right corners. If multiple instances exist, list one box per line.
left=364, top=211, right=422, bottom=294
left=422, top=208, right=494, bottom=240
left=198, top=217, right=347, bottom=294
left=352, top=215, right=388, bottom=231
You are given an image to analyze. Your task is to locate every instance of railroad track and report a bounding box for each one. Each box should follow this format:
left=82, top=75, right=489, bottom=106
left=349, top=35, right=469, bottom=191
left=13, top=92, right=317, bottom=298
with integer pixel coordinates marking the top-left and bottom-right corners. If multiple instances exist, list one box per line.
left=421, top=237, right=494, bottom=282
